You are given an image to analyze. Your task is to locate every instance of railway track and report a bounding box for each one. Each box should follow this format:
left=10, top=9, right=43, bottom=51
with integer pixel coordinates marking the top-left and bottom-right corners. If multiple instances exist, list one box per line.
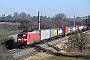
left=7, top=36, right=68, bottom=60
left=6, top=30, right=90, bottom=60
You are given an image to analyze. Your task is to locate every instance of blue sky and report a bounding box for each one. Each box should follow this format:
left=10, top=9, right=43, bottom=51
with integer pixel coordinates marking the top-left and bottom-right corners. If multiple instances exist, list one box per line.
left=0, top=0, right=90, bottom=17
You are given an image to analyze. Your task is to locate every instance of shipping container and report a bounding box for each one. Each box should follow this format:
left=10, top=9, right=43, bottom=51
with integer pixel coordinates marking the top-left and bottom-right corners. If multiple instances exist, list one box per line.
left=78, top=26, right=81, bottom=30
left=54, top=29, right=58, bottom=36
left=41, top=29, right=50, bottom=40
left=75, top=26, right=78, bottom=31
left=65, top=27, right=71, bottom=34
left=58, top=28, right=64, bottom=36
left=50, top=29, right=54, bottom=37
left=73, top=26, right=76, bottom=32
left=84, top=26, right=88, bottom=30
left=70, top=26, right=73, bottom=33
left=65, top=27, right=68, bottom=35
left=80, top=26, right=84, bottom=30
left=40, top=30, right=46, bottom=40
left=68, top=27, right=70, bottom=33
left=45, top=29, right=50, bottom=39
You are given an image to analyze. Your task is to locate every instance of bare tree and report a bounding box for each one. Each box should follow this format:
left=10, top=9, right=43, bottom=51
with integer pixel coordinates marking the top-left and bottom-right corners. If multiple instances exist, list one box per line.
left=68, top=32, right=89, bottom=52
left=19, top=19, right=32, bottom=31
left=54, top=13, right=71, bottom=27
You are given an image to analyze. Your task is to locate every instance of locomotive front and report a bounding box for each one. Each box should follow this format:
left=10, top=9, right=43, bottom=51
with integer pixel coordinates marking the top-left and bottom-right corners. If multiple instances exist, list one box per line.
left=17, top=32, right=27, bottom=46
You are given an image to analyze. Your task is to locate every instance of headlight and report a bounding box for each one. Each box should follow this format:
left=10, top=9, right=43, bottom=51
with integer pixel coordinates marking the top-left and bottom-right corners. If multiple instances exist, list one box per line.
left=18, top=39, right=21, bottom=40
left=24, top=39, right=27, bottom=40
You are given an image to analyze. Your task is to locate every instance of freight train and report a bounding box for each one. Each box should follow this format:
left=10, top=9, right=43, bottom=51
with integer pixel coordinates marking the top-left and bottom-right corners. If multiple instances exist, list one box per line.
left=17, top=25, right=88, bottom=47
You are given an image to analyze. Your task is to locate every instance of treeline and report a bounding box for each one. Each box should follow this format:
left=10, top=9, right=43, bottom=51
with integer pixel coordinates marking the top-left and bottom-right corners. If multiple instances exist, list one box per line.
left=0, top=12, right=32, bottom=22
left=0, top=12, right=90, bottom=31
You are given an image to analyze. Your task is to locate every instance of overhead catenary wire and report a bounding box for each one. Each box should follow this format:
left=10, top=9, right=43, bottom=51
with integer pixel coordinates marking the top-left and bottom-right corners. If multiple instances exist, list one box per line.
left=0, top=6, right=16, bottom=13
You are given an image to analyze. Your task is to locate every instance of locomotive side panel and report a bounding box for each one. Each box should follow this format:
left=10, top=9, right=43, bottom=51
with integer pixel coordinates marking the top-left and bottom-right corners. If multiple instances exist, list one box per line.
left=36, top=32, right=40, bottom=41
left=27, top=31, right=40, bottom=44
left=27, top=33, right=35, bottom=44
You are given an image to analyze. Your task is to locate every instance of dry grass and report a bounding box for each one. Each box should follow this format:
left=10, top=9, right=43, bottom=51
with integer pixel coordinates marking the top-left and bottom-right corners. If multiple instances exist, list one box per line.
left=21, top=39, right=90, bottom=60
left=0, top=22, right=20, bottom=25
left=21, top=40, right=68, bottom=60
left=21, top=52, right=52, bottom=60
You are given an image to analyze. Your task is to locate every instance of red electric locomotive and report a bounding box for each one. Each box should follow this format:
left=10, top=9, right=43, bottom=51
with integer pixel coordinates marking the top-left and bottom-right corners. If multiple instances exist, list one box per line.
left=17, top=31, right=40, bottom=46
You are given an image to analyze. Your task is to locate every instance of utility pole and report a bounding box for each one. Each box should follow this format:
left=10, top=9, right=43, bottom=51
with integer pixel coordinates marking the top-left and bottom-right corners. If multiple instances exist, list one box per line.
left=74, top=15, right=75, bottom=26
left=62, top=16, right=64, bottom=27
left=62, top=18, right=63, bottom=27
left=38, top=11, right=40, bottom=31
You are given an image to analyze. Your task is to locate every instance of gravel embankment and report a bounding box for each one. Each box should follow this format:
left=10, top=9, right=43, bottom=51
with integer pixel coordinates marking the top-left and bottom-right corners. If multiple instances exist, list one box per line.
left=9, top=30, right=90, bottom=60
left=21, top=40, right=68, bottom=60
left=22, top=30, right=90, bottom=60
left=12, top=36, right=69, bottom=60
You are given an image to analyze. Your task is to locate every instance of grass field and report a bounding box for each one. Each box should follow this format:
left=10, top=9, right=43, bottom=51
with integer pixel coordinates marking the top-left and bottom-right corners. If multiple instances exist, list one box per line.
left=44, top=52, right=90, bottom=60
left=0, top=30, right=22, bottom=37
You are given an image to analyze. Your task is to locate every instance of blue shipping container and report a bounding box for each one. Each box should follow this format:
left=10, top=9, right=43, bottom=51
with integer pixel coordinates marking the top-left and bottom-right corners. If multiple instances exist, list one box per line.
left=70, top=26, right=73, bottom=33
left=50, top=29, right=54, bottom=37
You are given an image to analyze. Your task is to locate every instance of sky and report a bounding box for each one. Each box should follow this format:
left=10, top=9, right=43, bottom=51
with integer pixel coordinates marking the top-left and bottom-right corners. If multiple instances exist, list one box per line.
left=0, top=0, right=90, bottom=18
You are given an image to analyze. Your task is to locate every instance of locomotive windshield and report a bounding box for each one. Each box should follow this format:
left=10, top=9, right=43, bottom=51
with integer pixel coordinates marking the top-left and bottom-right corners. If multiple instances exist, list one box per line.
left=18, top=34, right=27, bottom=38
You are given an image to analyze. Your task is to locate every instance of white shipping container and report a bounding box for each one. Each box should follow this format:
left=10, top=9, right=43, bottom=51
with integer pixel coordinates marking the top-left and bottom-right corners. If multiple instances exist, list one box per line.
left=58, top=28, right=63, bottom=35
left=80, top=26, right=84, bottom=30
left=45, top=29, right=50, bottom=39
left=68, top=27, right=70, bottom=33
left=84, top=26, right=87, bottom=29
left=73, top=27, right=75, bottom=32
left=79, top=26, right=81, bottom=30
left=41, top=30, right=46, bottom=40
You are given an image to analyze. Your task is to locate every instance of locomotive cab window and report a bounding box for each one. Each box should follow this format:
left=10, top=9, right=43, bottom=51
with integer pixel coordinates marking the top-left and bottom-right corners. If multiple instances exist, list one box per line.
left=18, top=34, right=27, bottom=38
